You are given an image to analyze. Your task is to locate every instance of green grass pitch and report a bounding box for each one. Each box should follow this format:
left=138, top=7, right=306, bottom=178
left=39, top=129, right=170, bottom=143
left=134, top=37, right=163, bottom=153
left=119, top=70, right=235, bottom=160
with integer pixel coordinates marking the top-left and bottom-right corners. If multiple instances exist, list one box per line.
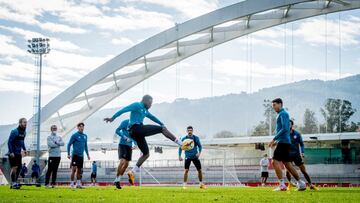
left=1, top=186, right=360, bottom=203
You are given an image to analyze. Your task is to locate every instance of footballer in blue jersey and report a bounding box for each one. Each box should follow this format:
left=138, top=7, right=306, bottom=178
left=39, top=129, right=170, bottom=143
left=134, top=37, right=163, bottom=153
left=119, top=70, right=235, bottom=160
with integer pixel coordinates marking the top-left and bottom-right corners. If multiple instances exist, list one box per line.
left=285, top=120, right=318, bottom=190
left=269, top=98, right=306, bottom=191
left=178, top=126, right=206, bottom=189
left=104, top=95, right=184, bottom=185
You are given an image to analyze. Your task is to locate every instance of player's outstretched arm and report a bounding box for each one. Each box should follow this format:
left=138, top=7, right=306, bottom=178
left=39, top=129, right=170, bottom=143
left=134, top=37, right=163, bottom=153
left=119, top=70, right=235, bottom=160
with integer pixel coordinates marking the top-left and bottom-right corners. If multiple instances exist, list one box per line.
left=178, top=147, right=183, bottom=161
left=104, top=103, right=138, bottom=123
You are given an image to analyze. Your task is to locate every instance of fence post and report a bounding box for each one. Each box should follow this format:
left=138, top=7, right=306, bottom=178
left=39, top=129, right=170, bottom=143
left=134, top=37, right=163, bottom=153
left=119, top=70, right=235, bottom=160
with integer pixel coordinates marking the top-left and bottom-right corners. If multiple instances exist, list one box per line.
left=223, top=149, right=225, bottom=186
left=140, top=167, right=142, bottom=187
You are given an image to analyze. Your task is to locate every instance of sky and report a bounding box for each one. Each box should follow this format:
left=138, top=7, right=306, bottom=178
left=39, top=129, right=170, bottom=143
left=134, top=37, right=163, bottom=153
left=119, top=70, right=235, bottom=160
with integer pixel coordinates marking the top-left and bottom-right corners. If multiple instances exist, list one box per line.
left=0, top=0, right=359, bottom=125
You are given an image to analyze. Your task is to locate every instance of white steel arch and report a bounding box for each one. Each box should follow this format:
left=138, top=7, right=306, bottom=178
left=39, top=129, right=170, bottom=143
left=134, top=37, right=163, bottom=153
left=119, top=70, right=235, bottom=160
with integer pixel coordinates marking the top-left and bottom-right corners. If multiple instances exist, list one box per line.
left=28, top=0, right=360, bottom=139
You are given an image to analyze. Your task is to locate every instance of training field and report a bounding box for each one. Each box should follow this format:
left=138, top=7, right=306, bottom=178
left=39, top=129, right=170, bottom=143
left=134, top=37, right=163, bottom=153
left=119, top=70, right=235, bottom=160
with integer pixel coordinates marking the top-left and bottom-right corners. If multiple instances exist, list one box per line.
left=1, top=186, right=360, bottom=203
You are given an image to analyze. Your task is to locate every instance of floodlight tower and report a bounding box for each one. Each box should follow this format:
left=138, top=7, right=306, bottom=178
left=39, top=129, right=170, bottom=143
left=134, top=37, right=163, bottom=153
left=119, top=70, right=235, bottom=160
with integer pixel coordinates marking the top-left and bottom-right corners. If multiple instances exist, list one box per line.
left=27, top=38, right=50, bottom=164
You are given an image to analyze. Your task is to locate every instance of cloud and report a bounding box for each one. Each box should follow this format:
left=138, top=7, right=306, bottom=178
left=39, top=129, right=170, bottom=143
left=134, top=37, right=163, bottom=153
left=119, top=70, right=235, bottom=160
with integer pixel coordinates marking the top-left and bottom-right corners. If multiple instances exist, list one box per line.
left=111, top=37, right=135, bottom=46
left=0, top=0, right=173, bottom=34
left=213, top=59, right=351, bottom=81
left=124, top=0, right=219, bottom=18
left=41, top=22, right=88, bottom=34
left=59, top=6, right=174, bottom=32
left=0, top=25, right=86, bottom=53
left=0, top=34, right=27, bottom=57
left=294, top=17, right=360, bottom=46
left=0, top=1, right=88, bottom=34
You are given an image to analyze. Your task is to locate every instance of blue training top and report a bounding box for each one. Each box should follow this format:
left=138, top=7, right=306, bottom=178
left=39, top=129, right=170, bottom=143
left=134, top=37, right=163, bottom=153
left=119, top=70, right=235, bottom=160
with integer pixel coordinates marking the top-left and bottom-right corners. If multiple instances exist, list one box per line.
left=178, top=135, right=202, bottom=159
left=116, top=119, right=136, bottom=147
left=111, top=102, right=163, bottom=128
left=274, top=108, right=291, bottom=144
left=67, top=131, right=89, bottom=157
left=92, top=163, right=97, bottom=173
left=8, top=127, right=26, bottom=155
left=32, top=163, right=40, bottom=174
left=289, top=129, right=305, bottom=155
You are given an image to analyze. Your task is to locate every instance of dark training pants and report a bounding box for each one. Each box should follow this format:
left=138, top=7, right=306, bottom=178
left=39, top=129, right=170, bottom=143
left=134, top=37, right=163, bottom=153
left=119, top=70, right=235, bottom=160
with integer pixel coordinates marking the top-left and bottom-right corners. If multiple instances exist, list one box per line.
left=45, top=157, right=61, bottom=185
left=130, top=124, right=163, bottom=156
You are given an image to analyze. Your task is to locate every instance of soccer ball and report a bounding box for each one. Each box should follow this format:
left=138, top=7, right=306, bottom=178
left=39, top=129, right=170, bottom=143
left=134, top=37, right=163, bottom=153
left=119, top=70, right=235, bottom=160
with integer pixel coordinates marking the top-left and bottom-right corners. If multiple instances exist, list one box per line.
left=181, top=139, right=194, bottom=151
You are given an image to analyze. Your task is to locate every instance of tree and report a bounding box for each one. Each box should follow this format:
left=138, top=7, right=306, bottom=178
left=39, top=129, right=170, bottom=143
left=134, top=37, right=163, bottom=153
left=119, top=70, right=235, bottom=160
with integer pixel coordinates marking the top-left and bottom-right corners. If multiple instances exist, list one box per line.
left=251, top=99, right=277, bottom=136
left=263, top=99, right=277, bottom=135
left=213, top=130, right=237, bottom=138
left=320, top=98, right=357, bottom=133
left=300, top=109, right=318, bottom=134
left=252, top=121, right=269, bottom=136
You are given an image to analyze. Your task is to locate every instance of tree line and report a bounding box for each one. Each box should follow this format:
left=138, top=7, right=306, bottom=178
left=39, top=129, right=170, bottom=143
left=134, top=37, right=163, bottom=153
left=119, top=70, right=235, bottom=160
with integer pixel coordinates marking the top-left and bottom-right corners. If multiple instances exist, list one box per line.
left=251, top=98, right=359, bottom=136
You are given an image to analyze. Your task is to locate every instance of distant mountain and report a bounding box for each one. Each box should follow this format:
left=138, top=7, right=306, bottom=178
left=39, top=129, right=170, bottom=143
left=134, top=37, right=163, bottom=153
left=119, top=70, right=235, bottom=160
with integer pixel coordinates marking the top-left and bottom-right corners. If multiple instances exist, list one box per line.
left=1, top=74, right=359, bottom=142
left=83, top=74, right=360, bottom=141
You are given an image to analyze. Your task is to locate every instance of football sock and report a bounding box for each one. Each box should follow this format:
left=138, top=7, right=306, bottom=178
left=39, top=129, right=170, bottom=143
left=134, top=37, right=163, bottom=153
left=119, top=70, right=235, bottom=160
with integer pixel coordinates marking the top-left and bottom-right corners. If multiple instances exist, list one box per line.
left=76, top=180, right=81, bottom=186
left=115, top=176, right=121, bottom=182
left=70, top=181, right=74, bottom=186
left=279, top=179, right=285, bottom=187
left=132, top=165, right=140, bottom=173
left=11, top=172, right=16, bottom=183
left=303, top=172, right=312, bottom=184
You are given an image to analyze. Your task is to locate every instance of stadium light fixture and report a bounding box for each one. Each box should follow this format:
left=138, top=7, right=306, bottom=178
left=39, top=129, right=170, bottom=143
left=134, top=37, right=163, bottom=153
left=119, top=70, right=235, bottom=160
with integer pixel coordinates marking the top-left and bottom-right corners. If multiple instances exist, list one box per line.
left=27, top=37, right=51, bottom=164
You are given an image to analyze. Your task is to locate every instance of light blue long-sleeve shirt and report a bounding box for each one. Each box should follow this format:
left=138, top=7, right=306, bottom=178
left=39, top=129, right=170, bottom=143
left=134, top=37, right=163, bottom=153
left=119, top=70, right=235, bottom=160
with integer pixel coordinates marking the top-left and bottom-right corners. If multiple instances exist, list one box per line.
left=274, top=108, right=291, bottom=144
left=115, top=119, right=136, bottom=147
left=67, top=131, right=89, bottom=157
left=178, top=135, right=202, bottom=159
left=111, top=102, right=163, bottom=128
left=47, top=133, right=64, bottom=157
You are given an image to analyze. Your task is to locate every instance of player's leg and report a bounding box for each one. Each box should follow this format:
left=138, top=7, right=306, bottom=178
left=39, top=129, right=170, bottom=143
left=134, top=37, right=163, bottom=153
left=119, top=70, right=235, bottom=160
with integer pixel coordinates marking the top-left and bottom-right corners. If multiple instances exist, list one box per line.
left=183, top=159, right=191, bottom=189
left=133, top=124, right=182, bottom=146
left=298, top=163, right=317, bottom=190
left=285, top=170, right=291, bottom=183
left=51, top=157, right=61, bottom=187
left=70, top=166, right=76, bottom=188
left=264, top=172, right=268, bottom=184
left=284, top=162, right=306, bottom=191
left=120, top=160, right=129, bottom=175
left=15, top=156, right=22, bottom=184
left=10, top=166, right=18, bottom=188
left=130, top=134, right=149, bottom=169
left=45, top=157, right=54, bottom=187
left=75, top=166, right=82, bottom=188
left=193, top=158, right=205, bottom=189
left=285, top=169, right=296, bottom=190
left=272, top=143, right=288, bottom=191
left=75, top=156, right=84, bottom=188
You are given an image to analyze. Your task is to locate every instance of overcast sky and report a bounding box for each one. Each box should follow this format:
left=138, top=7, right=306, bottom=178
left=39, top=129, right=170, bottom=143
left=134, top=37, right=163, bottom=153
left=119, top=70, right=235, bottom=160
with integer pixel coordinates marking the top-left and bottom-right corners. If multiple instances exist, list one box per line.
left=0, top=0, right=359, bottom=124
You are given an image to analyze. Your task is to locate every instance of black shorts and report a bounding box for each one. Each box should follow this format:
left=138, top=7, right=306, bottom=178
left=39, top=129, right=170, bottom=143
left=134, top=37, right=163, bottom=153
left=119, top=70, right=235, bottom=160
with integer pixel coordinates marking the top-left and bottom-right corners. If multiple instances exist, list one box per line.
left=289, top=153, right=304, bottom=166
left=130, top=124, right=163, bottom=155
left=91, top=172, right=97, bottom=179
left=273, top=143, right=291, bottom=162
left=118, top=144, right=132, bottom=161
left=261, top=172, right=269, bottom=178
left=9, top=154, right=22, bottom=168
left=71, top=155, right=84, bottom=168
left=31, top=172, right=39, bottom=178
left=184, top=158, right=202, bottom=170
